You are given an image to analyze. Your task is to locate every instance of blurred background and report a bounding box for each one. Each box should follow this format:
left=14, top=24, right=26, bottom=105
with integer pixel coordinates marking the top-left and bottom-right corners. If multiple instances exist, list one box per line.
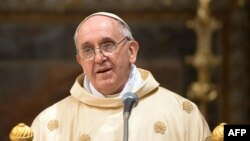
left=0, top=0, right=249, bottom=140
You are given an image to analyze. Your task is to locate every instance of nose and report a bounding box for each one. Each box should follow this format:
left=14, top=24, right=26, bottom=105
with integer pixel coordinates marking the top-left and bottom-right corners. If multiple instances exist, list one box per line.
left=93, top=48, right=107, bottom=63
left=94, top=48, right=102, bottom=54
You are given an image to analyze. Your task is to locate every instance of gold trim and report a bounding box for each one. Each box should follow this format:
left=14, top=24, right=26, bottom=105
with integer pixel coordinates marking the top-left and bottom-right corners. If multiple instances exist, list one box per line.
left=47, top=120, right=59, bottom=131
left=154, top=121, right=166, bottom=134
left=205, top=136, right=212, bottom=141
left=79, top=133, right=91, bottom=141
left=182, top=101, right=194, bottom=113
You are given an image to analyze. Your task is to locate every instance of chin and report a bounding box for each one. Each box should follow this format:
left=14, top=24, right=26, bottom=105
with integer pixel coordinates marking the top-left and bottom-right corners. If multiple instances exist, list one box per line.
left=99, top=81, right=124, bottom=94
left=97, top=80, right=116, bottom=90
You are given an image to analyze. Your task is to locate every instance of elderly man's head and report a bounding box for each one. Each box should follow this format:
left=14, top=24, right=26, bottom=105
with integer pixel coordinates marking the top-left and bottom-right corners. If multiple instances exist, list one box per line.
left=74, top=12, right=139, bottom=95
left=74, top=12, right=133, bottom=44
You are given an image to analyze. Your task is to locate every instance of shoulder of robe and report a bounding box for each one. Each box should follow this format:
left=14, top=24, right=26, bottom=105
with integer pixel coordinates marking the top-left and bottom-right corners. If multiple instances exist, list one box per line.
left=182, top=100, right=195, bottom=114
left=160, top=87, right=197, bottom=114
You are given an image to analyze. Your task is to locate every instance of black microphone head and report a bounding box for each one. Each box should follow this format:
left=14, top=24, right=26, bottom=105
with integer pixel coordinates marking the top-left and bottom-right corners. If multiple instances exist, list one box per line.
left=122, top=92, right=139, bottom=113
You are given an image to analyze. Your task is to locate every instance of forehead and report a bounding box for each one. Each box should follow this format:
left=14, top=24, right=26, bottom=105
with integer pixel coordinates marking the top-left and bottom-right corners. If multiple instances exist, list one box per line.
left=77, top=16, right=122, bottom=38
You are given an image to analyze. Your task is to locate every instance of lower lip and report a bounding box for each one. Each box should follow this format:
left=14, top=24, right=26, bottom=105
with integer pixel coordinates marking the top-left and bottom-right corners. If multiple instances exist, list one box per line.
left=97, top=69, right=112, bottom=76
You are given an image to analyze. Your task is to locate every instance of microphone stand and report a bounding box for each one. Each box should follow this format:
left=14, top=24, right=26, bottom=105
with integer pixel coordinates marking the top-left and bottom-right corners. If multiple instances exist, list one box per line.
left=123, top=112, right=130, bottom=141
left=122, top=92, right=139, bottom=141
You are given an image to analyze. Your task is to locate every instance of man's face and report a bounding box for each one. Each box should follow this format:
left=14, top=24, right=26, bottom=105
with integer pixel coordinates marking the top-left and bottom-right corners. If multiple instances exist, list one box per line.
left=75, top=16, right=139, bottom=95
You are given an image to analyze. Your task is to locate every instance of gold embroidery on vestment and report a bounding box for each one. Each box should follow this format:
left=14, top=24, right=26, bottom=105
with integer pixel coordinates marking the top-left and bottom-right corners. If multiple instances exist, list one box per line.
left=154, top=121, right=166, bottom=134
left=182, top=101, right=194, bottom=113
left=205, top=136, right=212, bottom=141
left=47, top=120, right=59, bottom=131
left=79, top=134, right=91, bottom=141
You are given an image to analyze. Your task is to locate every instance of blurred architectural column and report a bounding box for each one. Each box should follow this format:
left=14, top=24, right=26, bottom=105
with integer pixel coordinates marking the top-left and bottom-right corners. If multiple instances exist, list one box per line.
left=185, top=0, right=221, bottom=117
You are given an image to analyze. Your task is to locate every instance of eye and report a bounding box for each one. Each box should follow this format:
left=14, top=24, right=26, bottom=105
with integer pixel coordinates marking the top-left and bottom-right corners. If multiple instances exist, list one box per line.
left=82, top=47, right=93, bottom=53
left=100, top=42, right=115, bottom=52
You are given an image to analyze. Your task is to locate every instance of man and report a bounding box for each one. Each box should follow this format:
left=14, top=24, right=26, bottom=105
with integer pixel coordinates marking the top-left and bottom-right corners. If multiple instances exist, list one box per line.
left=31, top=12, right=211, bottom=141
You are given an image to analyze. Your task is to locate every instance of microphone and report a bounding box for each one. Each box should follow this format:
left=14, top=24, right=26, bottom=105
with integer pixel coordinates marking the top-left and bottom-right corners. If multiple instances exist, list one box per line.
left=121, top=92, right=139, bottom=141
left=122, top=92, right=139, bottom=116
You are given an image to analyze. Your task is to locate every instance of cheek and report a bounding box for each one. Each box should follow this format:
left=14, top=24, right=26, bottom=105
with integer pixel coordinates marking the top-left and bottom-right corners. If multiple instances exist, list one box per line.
left=114, top=57, right=130, bottom=75
left=80, top=62, right=92, bottom=75
left=114, top=55, right=130, bottom=68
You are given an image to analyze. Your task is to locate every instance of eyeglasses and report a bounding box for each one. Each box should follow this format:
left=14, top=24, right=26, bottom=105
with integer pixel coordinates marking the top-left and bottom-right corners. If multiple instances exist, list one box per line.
left=77, top=37, right=128, bottom=60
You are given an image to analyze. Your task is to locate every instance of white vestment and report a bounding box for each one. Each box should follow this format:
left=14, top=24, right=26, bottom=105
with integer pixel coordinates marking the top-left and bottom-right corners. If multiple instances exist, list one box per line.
left=31, top=68, right=211, bottom=141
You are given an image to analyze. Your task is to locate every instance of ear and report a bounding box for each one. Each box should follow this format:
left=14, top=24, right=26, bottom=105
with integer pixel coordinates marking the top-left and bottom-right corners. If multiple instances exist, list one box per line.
left=128, top=40, right=139, bottom=64
left=76, top=54, right=81, bottom=65
left=76, top=54, right=86, bottom=74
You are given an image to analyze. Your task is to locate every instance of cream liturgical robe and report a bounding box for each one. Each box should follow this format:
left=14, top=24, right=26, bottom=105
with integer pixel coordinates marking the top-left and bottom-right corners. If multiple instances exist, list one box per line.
left=31, top=69, right=211, bottom=141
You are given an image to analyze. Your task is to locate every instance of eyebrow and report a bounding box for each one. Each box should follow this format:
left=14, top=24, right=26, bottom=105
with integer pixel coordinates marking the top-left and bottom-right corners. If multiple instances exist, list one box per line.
left=79, top=42, right=92, bottom=50
left=100, top=37, right=115, bottom=44
left=80, top=37, right=116, bottom=49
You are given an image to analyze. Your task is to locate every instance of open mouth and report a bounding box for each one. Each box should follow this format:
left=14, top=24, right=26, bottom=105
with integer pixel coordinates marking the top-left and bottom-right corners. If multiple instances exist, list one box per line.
left=96, top=68, right=112, bottom=74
